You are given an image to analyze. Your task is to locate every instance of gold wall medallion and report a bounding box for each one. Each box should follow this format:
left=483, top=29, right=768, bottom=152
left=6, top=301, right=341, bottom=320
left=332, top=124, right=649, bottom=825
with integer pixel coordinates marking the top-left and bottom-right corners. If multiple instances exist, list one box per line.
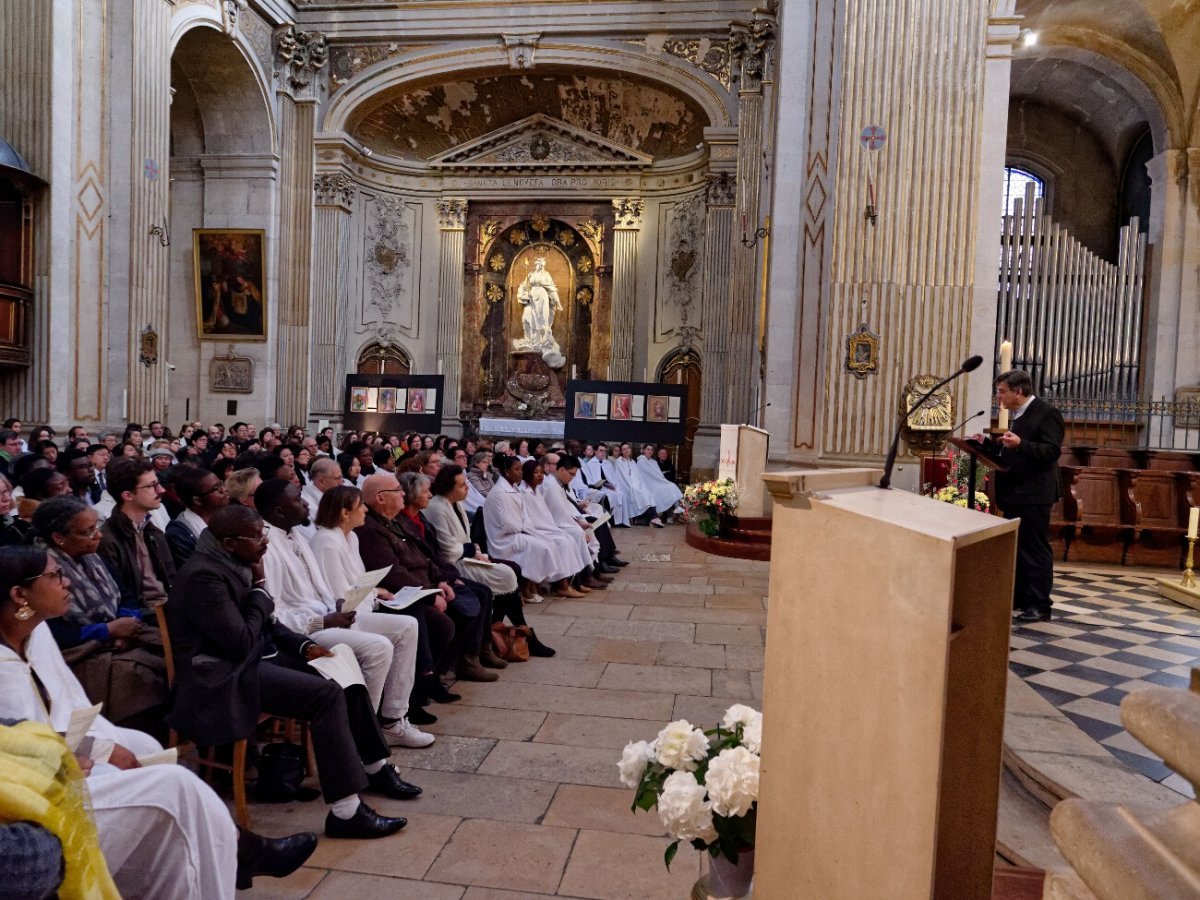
left=845, top=323, right=878, bottom=379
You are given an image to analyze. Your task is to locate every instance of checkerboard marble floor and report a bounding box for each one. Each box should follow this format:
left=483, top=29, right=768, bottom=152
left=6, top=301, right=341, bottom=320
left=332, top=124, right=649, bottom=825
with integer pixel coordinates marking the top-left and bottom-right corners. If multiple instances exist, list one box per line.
left=1010, top=567, right=1200, bottom=798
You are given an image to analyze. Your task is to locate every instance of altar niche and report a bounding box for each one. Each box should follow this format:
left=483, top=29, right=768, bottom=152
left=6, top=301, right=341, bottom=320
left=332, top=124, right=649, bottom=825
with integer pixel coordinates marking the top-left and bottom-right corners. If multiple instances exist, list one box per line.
left=462, top=203, right=613, bottom=418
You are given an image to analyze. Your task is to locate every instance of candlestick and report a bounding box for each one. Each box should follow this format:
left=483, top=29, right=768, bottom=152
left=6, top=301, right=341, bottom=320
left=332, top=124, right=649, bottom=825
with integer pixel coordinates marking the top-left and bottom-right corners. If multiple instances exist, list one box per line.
left=1189, top=506, right=1199, bottom=540
left=1183, top=537, right=1196, bottom=589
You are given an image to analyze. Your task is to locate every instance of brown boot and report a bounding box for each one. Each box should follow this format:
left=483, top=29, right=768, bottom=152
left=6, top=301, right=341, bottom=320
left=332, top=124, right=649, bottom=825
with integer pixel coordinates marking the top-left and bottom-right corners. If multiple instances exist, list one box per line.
left=458, top=655, right=500, bottom=682
left=479, top=641, right=509, bottom=669
left=584, top=577, right=608, bottom=590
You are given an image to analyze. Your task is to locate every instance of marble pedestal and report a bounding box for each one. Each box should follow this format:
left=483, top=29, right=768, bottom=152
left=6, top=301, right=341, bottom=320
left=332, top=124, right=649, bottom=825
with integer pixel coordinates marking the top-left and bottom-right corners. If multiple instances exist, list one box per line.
left=504, top=351, right=566, bottom=412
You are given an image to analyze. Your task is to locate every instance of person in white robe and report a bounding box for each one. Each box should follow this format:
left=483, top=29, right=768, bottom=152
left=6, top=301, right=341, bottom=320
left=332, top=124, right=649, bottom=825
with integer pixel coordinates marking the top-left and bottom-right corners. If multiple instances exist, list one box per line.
left=637, top=443, right=684, bottom=517
left=519, top=464, right=591, bottom=576
left=483, top=455, right=582, bottom=597
left=578, top=444, right=630, bottom=526
left=306, top=484, right=430, bottom=748
left=296, top=457, right=342, bottom=543
left=0, top=625, right=243, bottom=899
left=254, top=478, right=418, bottom=743
left=424, top=478, right=519, bottom=596
left=536, top=464, right=601, bottom=563
left=609, top=443, right=660, bottom=526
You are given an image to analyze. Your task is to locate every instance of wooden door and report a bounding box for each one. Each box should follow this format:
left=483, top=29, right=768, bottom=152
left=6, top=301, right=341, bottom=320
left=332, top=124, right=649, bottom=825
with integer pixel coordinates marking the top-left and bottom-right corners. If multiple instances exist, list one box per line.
left=658, top=349, right=701, bottom=483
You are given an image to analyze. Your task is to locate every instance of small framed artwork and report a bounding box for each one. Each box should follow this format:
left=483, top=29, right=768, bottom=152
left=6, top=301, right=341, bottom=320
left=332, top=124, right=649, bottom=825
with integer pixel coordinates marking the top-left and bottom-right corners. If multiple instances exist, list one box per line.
left=209, top=347, right=254, bottom=393
left=845, top=322, right=880, bottom=379
left=409, top=388, right=427, bottom=414
left=378, top=388, right=398, bottom=414
left=365, top=387, right=379, bottom=411
left=574, top=392, right=597, bottom=419
left=193, top=229, right=268, bottom=341
left=350, top=387, right=369, bottom=412
left=646, top=395, right=670, bottom=423
left=611, top=393, right=632, bottom=420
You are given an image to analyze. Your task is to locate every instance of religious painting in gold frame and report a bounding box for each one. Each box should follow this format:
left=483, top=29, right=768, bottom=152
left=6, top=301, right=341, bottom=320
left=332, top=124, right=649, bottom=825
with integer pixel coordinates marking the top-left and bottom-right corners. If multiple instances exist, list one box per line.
left=193, top=228, right=268, bottom=341
left=845, top=322, right=879, bottom=379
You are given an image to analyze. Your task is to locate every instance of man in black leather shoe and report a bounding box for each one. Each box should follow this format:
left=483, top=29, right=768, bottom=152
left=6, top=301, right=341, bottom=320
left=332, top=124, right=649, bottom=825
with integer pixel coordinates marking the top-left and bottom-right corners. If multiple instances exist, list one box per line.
left=981, top=370, right=1064, bottom=624
left=167, top=505, right=421, bottom=841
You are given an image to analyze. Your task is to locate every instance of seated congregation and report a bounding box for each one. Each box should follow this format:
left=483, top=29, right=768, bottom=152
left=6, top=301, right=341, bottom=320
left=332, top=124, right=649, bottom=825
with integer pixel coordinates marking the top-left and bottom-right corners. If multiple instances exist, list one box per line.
left=0, top=419, right=694, bottom=898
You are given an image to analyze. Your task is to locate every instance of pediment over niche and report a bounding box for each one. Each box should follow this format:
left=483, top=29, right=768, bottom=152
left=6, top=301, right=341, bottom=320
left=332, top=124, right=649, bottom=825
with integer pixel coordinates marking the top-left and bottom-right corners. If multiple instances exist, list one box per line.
left=428, top=114, right=653, bottom=172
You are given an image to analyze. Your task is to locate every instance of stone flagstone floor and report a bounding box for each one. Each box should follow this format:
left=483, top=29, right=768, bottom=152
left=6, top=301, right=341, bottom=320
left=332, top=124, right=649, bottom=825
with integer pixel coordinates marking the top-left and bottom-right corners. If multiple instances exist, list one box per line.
left=244, top=525, right=768, bottom=900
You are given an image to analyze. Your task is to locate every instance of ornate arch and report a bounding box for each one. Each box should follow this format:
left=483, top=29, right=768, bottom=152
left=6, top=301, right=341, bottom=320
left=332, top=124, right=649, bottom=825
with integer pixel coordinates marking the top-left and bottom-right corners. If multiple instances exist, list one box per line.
left=357, top=341, right=412, bottom=375
left=321, top=43, right=735, bottom=137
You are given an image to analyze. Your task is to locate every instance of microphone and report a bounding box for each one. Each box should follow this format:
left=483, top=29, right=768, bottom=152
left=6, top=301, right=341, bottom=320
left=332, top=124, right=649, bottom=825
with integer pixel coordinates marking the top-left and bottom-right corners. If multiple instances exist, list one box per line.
left=949, top=409, right=987, bottom=436
left=879, top=356, right=984, bottom=489
left=745, top=402, right=772, bottom=425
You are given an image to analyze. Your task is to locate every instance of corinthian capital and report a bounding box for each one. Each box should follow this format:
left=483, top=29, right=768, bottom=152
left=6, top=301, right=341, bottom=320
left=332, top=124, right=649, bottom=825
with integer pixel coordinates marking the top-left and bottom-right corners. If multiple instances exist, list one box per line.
left=730, top=14, right=776, bottom=88
left=274, top=25, right=328, bottom=99
left=314, top=173, right=355, bottom=210
left=436, top=199, right=468, bottom=230
left=612, top=198, right=645, bottom=229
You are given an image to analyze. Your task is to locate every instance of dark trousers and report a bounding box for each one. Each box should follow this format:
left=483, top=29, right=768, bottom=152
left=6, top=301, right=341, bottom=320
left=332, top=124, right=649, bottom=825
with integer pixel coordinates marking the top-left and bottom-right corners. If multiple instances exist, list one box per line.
left=437, top=579, right=493, bottom=673
left=1003, top=502, right=1054, bottom=613
left=261, top=655, right=389, bottom=803
left=593, top=522, right=618, bottom=560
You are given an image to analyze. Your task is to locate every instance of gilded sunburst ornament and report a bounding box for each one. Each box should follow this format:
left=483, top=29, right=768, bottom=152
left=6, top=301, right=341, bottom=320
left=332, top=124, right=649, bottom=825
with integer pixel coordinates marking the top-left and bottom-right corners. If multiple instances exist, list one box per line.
left=576, top=286, right=594, bottom=304
left=530, top=214, right=550, bottom=236
left=508, top=229, right=528, bottom=247
left=557, top=230, right=576, bottom=248
left=577, top=256, right=593, bottom=274
left=489, top=253, right=506, bottom=272
left=485, top=283, right=504, bottom=302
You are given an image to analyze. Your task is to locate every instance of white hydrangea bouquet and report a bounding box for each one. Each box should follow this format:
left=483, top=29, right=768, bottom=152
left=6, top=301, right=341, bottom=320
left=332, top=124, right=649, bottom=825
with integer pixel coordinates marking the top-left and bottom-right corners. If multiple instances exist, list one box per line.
left=618, top=704, right=761, bottom=870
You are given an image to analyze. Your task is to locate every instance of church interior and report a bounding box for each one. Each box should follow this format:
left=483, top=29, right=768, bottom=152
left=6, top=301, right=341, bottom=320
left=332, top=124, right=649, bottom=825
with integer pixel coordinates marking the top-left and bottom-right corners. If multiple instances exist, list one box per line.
left=2, top=0, right=1200, bottom=897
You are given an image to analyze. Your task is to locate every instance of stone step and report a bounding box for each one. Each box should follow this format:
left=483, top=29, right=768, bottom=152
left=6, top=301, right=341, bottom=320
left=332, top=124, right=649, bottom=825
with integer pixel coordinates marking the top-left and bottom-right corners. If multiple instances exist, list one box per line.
left=996, top=766, right=1068, bottom=872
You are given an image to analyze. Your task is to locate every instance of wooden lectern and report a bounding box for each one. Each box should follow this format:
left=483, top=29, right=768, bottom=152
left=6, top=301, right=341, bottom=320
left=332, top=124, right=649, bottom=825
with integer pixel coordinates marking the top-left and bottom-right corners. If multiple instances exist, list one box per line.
left=754, top=469, right=1018, bottom=900
left=718, top=424, right=771, bottom=517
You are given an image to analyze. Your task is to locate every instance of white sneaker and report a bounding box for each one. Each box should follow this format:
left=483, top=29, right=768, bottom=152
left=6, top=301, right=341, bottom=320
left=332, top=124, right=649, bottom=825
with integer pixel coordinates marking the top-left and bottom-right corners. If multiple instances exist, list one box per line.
left=525, top=593, right=544, bottom=604
left=383, top=718, right=436, bottom=748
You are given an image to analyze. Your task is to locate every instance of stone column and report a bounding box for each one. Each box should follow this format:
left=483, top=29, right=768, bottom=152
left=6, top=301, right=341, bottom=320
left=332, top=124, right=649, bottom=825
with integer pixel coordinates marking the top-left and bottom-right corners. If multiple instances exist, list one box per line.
left=310, top=173, right=355, bottom=418
left=699, top=173, right=736, bottom=425
left=1143, top=149, right=1195, bottom=402
left=725, top=13, right=776, bottom=424
left=609, top=198, right=644, bottom=380
left=435, top=198, right=468, bottom=427
left=966, top=4, right=1022, bottom=425
left=273, top=25, right=326, bottom=426
left=125, top=0, right=172, bottom=425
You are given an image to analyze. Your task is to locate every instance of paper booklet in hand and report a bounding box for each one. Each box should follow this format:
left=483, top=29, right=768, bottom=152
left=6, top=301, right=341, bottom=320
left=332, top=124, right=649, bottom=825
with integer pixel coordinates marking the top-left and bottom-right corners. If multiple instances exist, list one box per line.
left=64, top=703, right=103, bottom=752
left=340, top=565, right=392, bottom=613
left=306, top=643, right=367, bottom=689
left=586, top=510, right=611, bottom=531
left=460, top=557, right=500, bottom=571
left=377, top=585, right=443, bottom=611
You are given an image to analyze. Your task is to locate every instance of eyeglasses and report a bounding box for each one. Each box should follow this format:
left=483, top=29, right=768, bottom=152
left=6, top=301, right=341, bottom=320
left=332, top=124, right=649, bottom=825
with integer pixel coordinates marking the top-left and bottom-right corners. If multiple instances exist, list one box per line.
left=68, top=525, right=102, bottom=538
left=134, top=481, right=163, bottom=493
left=23, top=569, right=66, bottom=585
left=199, top=482, right=228, bottom=496
left=376, top=487, right=403, bottom=495
left=230, top=531, right=268, bottom=546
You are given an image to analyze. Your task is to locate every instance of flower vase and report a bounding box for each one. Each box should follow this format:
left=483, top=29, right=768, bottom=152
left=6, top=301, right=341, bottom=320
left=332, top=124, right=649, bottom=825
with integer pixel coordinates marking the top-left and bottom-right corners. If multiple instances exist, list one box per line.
left=696, top=514, right=720, bottom=538
left=707, top=848, right=754, bottom=898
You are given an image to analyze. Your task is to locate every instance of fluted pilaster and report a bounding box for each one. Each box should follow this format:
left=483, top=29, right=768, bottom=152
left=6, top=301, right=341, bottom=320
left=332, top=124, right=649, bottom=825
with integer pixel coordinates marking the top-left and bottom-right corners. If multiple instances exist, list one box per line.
left=310, top=173, right=355, bottom=417
left=609, top=198, right=644, bottom=380
left=126, top=0, right=171, bottom=425
left=700, top=174, right=735, bottom=424
left=435, top=199, right=468, bottom=424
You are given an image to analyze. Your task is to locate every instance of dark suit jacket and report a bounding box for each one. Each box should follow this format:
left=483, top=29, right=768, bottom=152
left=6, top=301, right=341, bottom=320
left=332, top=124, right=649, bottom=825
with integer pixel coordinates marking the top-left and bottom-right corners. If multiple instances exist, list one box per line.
left=163, top=519, right=198, bottom=570
left=355, top=510, right=443, bottom=594
left=987, top=396, right=1065, bottom=508
left=98, top=510, right=177, bottom=608
left=394, top=511, right=459, bottom=584
left=165, top=529, right=311, bottom=746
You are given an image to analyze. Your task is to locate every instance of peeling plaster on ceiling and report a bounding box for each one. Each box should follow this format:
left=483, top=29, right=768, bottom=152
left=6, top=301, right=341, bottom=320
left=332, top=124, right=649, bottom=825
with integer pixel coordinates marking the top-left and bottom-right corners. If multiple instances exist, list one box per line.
left=347, top=70, right=709, bottom=161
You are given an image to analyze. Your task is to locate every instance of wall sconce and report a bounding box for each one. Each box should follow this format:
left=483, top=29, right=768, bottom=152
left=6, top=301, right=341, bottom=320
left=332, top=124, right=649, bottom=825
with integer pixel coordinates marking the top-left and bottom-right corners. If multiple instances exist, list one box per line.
left=740, top=223, right=770, bottom=249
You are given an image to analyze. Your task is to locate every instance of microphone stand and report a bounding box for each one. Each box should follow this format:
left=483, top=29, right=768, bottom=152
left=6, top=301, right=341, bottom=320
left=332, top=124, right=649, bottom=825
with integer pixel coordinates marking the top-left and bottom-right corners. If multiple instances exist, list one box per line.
left=879, top=357, right=983, bottom=489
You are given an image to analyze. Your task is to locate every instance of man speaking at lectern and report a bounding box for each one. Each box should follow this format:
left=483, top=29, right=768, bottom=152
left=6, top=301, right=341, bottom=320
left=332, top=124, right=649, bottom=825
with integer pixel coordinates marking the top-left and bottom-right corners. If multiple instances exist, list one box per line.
left=983, top=370, right=1064, bottom=623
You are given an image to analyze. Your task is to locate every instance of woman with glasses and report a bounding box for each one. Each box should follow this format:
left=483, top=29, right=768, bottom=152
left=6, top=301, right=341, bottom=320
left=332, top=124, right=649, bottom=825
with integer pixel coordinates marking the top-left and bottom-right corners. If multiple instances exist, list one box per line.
left=32, top=496, right=167, bottom=729
left=0, top=544, right=315, bottom=898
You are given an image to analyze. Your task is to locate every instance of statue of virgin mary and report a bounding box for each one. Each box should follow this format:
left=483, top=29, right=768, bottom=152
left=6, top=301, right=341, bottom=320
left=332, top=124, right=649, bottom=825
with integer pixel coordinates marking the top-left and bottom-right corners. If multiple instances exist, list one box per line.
left=512, top=256, right=566, bottom=369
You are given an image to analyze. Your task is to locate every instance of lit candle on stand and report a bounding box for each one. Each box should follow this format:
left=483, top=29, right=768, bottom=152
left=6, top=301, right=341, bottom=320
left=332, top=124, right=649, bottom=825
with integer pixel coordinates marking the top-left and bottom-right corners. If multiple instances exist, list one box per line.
left=1189, top=507, right=1199, bottom=540
left=997, top=340, right=1013, bottom=431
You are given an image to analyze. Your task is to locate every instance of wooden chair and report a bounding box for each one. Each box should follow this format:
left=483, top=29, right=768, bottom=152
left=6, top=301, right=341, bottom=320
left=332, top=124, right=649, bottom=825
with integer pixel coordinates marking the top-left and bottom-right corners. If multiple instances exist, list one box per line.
left=154, top=603, right=310, bottom=830
left=1057, top=466, right=1133, bottom=564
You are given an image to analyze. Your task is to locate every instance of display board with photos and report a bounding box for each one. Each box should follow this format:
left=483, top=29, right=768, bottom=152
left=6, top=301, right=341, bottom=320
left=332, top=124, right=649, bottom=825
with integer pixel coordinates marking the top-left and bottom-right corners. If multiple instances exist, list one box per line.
left=564, top=380, right=689, bottom=445
left=343, top=374, right=445, bottom=433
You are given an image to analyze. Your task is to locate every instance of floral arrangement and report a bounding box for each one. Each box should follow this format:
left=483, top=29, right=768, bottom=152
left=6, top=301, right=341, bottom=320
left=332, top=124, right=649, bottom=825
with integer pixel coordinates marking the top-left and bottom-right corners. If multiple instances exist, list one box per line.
left=681, top=478, right=739, bottom=537
left=618, top=704, right=761, bottom=869
left=924, top=445, right=990, bottom=512
left=512, top=395, right=552, bottom=420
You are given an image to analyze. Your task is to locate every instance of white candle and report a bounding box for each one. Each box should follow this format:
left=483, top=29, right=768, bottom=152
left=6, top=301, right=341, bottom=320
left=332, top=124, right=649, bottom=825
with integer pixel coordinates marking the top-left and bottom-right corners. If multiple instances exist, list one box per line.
left=999, top=340, right=1013, bottom=372
left=571, top=365, right=578, bottom=380
left=437, top=359, right=443, bottom=375
left=1189, top=507, right=1199, bottom=540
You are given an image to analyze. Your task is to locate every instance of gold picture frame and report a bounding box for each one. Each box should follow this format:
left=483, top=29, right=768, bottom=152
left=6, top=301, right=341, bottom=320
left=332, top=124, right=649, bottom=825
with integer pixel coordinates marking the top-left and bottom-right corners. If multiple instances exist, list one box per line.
left=845, top=323, right=879, bottom=379
left=193, top=228, right=268, bottom=341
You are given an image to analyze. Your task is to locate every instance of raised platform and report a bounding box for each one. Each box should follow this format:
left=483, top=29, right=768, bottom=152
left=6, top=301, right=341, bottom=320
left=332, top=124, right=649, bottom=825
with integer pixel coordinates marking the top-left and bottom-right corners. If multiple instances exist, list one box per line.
left=684, top=514, right=772, bottom=561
